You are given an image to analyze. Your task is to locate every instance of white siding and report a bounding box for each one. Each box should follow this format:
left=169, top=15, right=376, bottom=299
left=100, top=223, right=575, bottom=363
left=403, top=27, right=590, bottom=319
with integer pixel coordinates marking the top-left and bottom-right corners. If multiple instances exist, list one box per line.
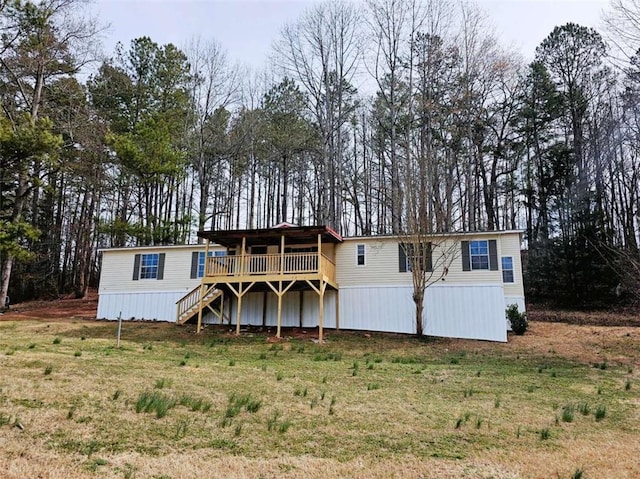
left=97, top=291, right=185, bottom=321
left=499, top=234, right=526, bottom=299
left=98, top=245, right=226, bottom=295
left=337, top=234, right=521, bottom=288
left=338, top=284, right=507, bottom=342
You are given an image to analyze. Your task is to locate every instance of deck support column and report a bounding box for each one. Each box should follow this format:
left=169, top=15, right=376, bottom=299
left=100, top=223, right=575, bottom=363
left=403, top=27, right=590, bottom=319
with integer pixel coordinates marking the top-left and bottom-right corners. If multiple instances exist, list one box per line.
left=265, top=280, right=296, bottom=339
left=318, top=278, right=326, bottom=343
left=276, top=281, right=283, bottom=338
left=235, top=284, right=243, bottom=335
left=196, top=281, right=206, bottom=334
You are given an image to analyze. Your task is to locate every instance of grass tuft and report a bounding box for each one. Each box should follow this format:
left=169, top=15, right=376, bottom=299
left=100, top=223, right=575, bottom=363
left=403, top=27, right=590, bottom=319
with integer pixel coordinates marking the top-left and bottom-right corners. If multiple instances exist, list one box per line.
left=154, top=378, right=172, bottom=389
left=44, top=365, right=53, bottom=376
left=540, top=428, right=550, bottom=440
left=595, top=405, right=606, bottom=421
left=135, top=391, right=176, bottom=418
left=561, top=404, right=574, bottom=423
left=53, top=337, right=61, bottom=345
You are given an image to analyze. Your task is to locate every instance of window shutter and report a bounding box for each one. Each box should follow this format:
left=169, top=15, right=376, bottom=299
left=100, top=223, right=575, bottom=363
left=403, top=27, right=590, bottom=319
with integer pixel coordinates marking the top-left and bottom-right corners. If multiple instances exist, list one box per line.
left=132, top=254, right=141, bottom=280
left=461, top=241, right=470, bottom=271
left=398, top=243, right=407, bottom=272
left=157, top=253, right=166, bottom=280
left=489, top=240, right=498, bottom=271
left=190, top=252, right=199, bottom=279
left=426, top=242, right=433, bottom=272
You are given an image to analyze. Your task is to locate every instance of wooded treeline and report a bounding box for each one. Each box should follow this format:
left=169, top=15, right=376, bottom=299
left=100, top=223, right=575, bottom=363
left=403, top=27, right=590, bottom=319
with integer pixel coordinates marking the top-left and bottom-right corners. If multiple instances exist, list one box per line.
left=1, top=0, right=639, bottom=307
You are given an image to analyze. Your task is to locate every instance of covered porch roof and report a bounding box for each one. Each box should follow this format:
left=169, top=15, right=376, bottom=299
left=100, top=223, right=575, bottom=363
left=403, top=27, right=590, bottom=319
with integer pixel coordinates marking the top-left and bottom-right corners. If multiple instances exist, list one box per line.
left=197, top=225, right=343, bottom=248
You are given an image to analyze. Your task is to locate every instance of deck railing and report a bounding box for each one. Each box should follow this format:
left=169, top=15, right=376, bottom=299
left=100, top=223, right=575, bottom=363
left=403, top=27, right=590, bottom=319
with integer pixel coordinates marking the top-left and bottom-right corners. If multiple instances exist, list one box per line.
left=205, top=252, right=335, bottom=280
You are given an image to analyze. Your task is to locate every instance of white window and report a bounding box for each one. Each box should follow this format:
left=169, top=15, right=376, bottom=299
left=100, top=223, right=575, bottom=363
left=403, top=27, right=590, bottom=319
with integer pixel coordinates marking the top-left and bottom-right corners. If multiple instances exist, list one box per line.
left=356, top=244, right=365, bottom=266
left=140, top=253, right=159, bottom=279
left=502, top=256, right=514, bottom=283
left=470, top=240, right=489, bottom=270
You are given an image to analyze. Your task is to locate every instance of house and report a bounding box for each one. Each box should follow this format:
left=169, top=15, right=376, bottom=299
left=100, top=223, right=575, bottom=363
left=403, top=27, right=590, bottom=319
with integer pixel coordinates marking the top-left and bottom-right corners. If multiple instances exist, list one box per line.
left=97, top=225, right=525, bottom=342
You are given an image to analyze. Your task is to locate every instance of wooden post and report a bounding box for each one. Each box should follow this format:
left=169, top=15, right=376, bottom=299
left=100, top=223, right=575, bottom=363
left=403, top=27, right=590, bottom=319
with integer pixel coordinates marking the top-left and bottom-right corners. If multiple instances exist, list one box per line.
left=236, top=237, right=246, bottom=335
left=116, top=312, right=122, bottom=348
left=280, top=235, right=285, bottom=273
left=276, top=281, right=283, bottom=338
left=318, top=279, right=325, bottom=343
left=196, top=282, right=206, bottom=333
left=236, top=284, right=243, bottom=335
left=317, top=233, right=321, bottom=273
left=204, top=239, right=210, bottom=276
left=240, top=237, right=246, bottom=275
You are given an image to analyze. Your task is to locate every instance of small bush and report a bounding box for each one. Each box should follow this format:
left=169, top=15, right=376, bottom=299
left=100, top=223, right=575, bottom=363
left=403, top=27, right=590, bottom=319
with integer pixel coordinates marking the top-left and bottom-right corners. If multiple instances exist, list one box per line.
left=595, top=405, right=606, bottom=421
left=572, top=468, right=584, bottom=479
left=74, top=351, right=82, bottom=357
left=53, top=337, right=61, bottom=345
left=625, top=380, right=631, bottom=391
left=367, top=383, right=380, bottom=391
left=506, top=304, right=527, bottom=335
left=540, top=428, right=550, bottom=440
left=44, top=365, right=53, bottom=376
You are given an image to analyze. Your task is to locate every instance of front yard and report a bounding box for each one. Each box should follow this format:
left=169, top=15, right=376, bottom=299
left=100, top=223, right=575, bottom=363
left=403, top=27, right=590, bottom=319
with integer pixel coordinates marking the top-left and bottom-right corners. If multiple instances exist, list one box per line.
left=0, top=316, right=638, bottom=478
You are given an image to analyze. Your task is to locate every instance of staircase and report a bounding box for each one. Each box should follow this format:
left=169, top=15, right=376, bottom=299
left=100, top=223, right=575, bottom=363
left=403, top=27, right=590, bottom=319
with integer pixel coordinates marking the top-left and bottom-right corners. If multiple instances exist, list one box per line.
left=176, top=285, right=223, bottom=325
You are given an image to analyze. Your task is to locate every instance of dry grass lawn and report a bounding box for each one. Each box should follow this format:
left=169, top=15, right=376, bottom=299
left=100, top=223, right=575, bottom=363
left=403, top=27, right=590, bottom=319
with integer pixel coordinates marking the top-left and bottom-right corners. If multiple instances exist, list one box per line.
left=0, top=313, right=639, bottom=479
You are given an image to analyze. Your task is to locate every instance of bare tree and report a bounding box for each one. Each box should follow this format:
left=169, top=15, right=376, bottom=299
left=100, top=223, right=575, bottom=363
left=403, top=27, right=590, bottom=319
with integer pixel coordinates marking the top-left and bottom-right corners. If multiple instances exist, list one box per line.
left=603, top=0, right=640, bottom=60
left=274, top=0, right=361, bottom=231
left=185, top=37, right=240, bottom=235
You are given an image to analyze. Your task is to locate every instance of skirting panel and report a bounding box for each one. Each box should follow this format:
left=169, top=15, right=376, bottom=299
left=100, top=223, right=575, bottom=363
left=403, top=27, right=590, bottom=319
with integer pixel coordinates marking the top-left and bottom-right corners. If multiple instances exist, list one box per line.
left=226, top=291, right=337, bottom=329
left=97, top=291, right=186, bottom=322
left=339, top=284, right=507, bottom=342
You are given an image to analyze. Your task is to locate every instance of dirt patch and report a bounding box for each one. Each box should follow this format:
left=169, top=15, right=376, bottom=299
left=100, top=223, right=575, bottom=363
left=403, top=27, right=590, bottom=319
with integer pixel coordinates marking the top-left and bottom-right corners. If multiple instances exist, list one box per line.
left=0, top=293, right=98, bottom=321
left=528, top=304, right=640, bottom=327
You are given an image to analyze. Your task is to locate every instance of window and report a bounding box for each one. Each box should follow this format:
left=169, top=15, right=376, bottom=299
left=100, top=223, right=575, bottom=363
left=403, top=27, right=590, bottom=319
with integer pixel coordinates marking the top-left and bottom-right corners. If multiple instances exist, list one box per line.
left=502, top=256, right=514, bottom=283
left=461, top=239, right=498, bottom=271
left=470, top=240, right=489, bottom=270
left=398, top=243, right=432, bottom=272
left=198, top=251, right=221, bottom=278
left=356, top=244, right=365, bottom=266
left=133, top=253, right=165, bottom=280
left=140, top=253, right=159, bottom=279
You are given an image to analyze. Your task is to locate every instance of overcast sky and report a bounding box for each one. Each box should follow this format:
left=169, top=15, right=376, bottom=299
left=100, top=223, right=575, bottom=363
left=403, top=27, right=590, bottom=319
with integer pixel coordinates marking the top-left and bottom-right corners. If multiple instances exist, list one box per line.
left=92, top=0, right=610, bottom=71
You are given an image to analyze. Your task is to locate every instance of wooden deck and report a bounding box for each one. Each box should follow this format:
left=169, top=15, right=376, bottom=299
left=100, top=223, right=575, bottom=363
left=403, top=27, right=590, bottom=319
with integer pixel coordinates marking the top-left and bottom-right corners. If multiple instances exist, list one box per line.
left=203, top=252, right=337, bottom=287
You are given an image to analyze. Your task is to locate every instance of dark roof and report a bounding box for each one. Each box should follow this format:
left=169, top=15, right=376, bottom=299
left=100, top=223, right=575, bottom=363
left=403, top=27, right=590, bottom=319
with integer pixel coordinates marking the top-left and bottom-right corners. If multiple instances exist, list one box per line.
left=197, top=225, right=343, bottom=248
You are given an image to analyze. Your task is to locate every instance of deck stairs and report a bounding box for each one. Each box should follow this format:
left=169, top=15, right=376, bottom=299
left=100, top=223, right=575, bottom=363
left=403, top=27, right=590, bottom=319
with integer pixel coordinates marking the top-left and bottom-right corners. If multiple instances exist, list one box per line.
left=176, top=285, right=223, bottom=325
